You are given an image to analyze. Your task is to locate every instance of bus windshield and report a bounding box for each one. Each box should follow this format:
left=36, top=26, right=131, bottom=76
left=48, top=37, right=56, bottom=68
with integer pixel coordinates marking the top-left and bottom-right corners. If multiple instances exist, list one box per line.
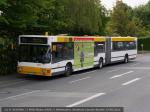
left=19, top=45, right=51, bottom=63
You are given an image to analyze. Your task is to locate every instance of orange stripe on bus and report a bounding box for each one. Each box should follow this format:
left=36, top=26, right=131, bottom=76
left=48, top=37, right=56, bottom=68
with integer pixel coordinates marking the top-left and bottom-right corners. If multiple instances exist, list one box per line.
left=112, top=37, right=136, bottom=42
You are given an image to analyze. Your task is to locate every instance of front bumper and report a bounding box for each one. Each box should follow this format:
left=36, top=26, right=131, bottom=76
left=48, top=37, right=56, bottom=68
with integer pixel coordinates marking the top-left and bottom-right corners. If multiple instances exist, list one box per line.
left=17, top=66, right=52, bottom=76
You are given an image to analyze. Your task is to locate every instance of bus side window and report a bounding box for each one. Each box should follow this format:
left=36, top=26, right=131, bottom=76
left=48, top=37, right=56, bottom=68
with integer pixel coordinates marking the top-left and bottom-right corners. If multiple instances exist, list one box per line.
left=64, top=43, right=74, bottom=59
left=125, top=42, right=136, bottom=50
left=113, top=42, right=124, bottom=51
left=129, top=42, right=136, bottom=50
left=52, top=43, right=74, bottom=63
left=52, top=43, right=64, bottom=63
left=94, top=42, right=105, bottom=56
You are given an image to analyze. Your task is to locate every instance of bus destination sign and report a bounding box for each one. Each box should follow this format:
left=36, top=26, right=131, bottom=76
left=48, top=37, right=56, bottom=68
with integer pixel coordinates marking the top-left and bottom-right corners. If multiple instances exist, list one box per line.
left=20, top=37, right=48, bottom=44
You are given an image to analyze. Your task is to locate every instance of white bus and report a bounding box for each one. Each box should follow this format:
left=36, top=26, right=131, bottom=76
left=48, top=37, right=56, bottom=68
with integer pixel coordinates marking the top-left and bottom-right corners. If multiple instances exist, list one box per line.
left=17, top=35, right=137, bottom=77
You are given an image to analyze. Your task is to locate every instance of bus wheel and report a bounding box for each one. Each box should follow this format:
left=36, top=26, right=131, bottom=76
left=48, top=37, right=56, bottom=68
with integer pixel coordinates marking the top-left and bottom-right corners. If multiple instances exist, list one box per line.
left=124, top=55, right=129, bottom=63
left=98, top=58, right=103, bottom=69
left=64, top=63, right=72, bottom=77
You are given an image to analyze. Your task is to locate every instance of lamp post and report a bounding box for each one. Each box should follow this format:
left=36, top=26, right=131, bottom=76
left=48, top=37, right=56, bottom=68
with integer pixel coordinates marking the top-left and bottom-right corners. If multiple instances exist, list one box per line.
left=0, top=11, right=2, bottom=16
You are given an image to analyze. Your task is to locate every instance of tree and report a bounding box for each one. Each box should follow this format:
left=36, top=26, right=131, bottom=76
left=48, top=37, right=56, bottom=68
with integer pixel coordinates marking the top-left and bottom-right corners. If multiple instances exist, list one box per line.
left=0, top=0, right=53, bottom=37
left=0, top=0, right=106, bottom=37
left=63, top=0, right=105, bottom=35
left=133, top=1, right=150, bottom=36
left=106, top=0, right=142, bottom=36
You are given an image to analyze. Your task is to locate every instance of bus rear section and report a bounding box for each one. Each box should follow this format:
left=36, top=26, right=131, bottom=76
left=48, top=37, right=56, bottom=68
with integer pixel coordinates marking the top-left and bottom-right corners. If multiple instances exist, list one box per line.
left=105, top=37, right=137, bottom=64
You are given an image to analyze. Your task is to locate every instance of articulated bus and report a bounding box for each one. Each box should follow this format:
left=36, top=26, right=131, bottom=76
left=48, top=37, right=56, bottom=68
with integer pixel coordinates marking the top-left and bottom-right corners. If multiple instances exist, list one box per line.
left=17, top=35, right=137, bottom=77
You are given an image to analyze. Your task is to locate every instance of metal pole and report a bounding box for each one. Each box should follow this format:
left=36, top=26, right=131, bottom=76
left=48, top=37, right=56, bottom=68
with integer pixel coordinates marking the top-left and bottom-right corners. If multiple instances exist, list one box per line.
left=141, top=44, right=144, bottom=54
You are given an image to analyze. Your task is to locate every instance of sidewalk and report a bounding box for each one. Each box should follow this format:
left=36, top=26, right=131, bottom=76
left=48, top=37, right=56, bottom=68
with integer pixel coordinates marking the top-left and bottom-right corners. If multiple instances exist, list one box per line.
left=138, top=51, right=150, bottom=54
left=0, top=73, right=21, bottom=81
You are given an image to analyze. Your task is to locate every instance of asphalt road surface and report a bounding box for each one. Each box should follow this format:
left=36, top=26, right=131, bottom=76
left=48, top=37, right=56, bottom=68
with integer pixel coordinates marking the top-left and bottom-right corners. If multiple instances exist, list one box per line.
left=0, top=54, right=150, bottom=112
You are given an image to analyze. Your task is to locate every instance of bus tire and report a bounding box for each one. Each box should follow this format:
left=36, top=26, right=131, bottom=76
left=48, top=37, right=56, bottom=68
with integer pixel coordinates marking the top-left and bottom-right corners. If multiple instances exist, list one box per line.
left=64, top=63, right=72, bottom=77
left=98, top=58, right=103, bottom=69
left=124, top=55, right=129, bottom=63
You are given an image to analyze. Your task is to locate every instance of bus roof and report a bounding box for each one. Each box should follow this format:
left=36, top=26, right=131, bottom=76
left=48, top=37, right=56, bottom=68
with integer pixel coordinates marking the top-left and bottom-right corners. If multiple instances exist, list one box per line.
left=19, top=35, right=137, bottom=43
left=111, top=37, right=137, bottom=42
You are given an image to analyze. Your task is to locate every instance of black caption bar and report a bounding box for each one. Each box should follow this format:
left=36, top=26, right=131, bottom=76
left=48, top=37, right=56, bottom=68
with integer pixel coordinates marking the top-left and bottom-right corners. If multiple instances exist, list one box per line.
left=2, top=107, right=123, bottom=112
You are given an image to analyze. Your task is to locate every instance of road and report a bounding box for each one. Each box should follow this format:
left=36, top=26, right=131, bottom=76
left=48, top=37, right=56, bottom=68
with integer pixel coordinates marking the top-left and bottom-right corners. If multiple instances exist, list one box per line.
left=0, top=54, right=150, bottom=112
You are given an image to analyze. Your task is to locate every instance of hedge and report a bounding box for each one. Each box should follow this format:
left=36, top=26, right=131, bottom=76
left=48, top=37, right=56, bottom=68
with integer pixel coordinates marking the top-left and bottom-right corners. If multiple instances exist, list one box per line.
left=0, top=37, right=18, bottom=75
left=138, top=37, right=150, bottom=51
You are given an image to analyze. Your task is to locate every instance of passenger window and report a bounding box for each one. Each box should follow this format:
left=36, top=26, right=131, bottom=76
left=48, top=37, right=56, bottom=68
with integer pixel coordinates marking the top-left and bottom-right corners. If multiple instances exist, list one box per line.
left=52, top=43, right=74, bottom=63
left=94, top=42, right=105, bottom=56
left=125, top=42, right=136, bottom=50
left=113, top=42, right=124, bottom=51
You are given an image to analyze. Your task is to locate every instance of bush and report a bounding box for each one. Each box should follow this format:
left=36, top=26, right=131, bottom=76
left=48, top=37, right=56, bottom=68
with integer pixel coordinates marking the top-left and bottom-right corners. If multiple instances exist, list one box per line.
left=0, top=37, right=18, bottom=75
left=138, top=37, right=150, bottom=51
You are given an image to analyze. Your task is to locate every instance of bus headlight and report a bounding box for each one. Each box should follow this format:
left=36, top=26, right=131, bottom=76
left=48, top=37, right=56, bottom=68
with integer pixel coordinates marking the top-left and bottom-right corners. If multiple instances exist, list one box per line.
left=42, top=68, right=51, bottom=75
left=17, top=66, right=22, bottom=72
left=47, top=69, right=51, bottom=74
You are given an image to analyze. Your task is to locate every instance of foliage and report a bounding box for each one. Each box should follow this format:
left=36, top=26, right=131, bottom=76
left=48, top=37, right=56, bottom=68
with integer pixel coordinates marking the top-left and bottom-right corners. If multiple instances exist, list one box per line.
left=0, top=0, right=106, bottom=36
left=106, top=0, right=144, bottom=37
left=138, top=37, right=150, bottom=51
left=134, top=1, right=150, bottom=36
left=62, top=0, right=105, bottom=35
left=0, top=0, right=107, bottom=75
left=0, top=37, right=17, bottom=75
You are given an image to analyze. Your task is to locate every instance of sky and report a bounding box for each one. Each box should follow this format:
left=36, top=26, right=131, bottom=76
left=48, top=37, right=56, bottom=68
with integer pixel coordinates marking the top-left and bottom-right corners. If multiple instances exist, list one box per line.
left=101, top=0, right=149, bottom=9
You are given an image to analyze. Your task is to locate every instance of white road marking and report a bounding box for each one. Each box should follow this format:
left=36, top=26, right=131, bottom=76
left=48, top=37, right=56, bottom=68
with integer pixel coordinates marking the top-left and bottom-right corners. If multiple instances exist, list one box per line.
left=110, top=71, right=134, bottom=79
left=66, top=93, right=105, bottom=107
left=122, top=78, right=141, bottom=86
left=0, top=90, right=40, bottom=101
left=70, top=77, right=91, bottom=84
left=106, top=69, right=119, bottom=73
left=116, top=67, right=150, bottom=70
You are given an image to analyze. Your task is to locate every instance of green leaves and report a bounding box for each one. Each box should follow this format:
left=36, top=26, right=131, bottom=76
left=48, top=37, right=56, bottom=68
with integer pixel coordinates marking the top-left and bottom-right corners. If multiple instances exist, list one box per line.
left=106, top=0, right=150, bottom=37
left=134, top=1, right=150, bottom=36
left=1, top=0, right=106, bottom=36
left=0, top=0, right=149, bottom=38
left=62, top=0, right=104, bottom=35
left=106, top=0, right=143, bottom=37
